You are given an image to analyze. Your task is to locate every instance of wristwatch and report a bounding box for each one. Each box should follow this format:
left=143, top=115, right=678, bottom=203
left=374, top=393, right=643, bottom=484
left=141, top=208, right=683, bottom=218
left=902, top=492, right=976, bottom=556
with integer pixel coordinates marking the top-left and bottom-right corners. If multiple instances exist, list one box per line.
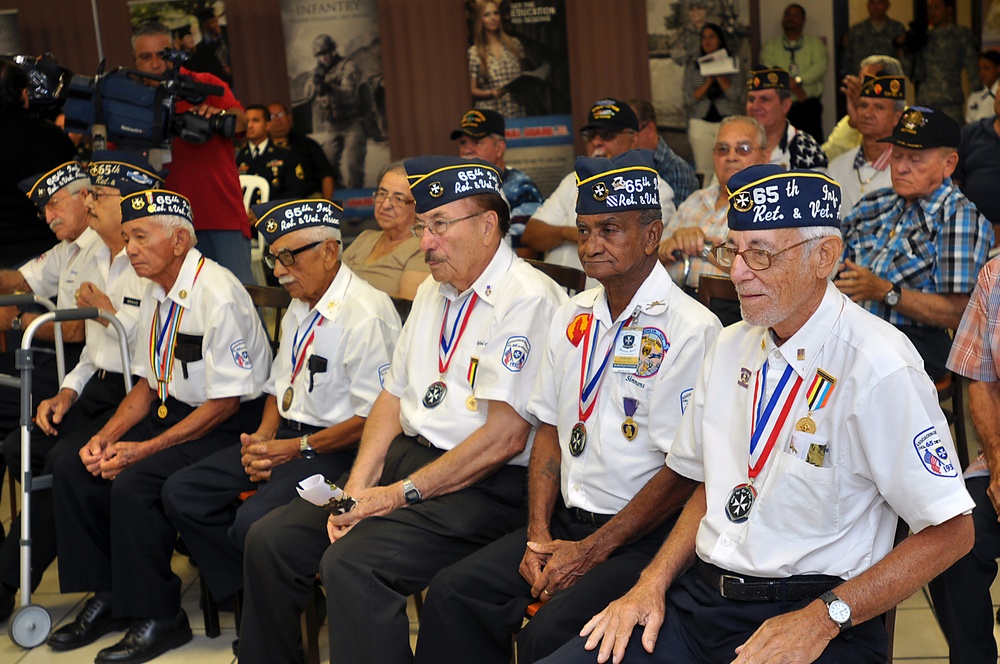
left=402, top=477, right=422, bottom=504
left=820, top=590, right=853, bottom=633
left=10, top=312, right=23, bottom=331
left=299, top=434, right=316, bottom=459
left=883, top=283, right=902, bottom=307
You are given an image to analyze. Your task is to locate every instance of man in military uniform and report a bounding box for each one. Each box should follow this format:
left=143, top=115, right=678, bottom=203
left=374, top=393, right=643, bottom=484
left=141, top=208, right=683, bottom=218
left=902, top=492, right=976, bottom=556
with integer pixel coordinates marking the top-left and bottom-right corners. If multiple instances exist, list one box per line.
left=310, top=34, right=367, bottom=189
left=236, top=105, right=309, bottom=203
left=412, top=150, right=721, bottom=664
left=746, top=66, right=828, bottom=171
left=841, top=0, right=905, bottom=80
left=905, top=0, right=980, bottom=125
left=837, top=106, right=993, bottom=381
left=47, top=190, right=272, bottom=663
left=162, top=197, right=399, bottom=614
left=267, top=101, right=335, bottom=199
left=237, top=156, right=567, bottom=664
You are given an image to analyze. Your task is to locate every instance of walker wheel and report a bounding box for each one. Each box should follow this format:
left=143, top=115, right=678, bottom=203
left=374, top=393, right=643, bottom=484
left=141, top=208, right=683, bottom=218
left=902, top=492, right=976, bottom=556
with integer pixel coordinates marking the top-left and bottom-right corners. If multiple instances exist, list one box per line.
left=7, top=603, right=52, bottom=648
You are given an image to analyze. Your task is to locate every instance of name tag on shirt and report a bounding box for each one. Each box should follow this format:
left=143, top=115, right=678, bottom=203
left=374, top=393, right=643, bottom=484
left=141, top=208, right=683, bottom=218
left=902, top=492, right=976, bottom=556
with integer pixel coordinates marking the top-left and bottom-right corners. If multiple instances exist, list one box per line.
left=123, top=297, right=141, bottom=307
left=612, top=324, right=642, bottom=373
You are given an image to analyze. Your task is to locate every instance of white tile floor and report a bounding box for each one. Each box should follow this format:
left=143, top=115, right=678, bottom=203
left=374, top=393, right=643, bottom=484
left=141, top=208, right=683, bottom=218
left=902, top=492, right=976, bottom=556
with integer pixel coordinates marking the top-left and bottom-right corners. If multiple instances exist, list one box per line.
left=0, top=385, right=987, bottom=662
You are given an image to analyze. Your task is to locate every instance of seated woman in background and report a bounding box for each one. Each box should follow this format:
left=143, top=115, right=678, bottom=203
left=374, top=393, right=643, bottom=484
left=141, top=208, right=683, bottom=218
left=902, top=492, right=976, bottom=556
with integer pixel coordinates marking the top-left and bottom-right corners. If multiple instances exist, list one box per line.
left=468, top=0, right=526, bottom=118
left=341, top=161, right=428, bottom=299
left=684, top=22, right=745, bottom=180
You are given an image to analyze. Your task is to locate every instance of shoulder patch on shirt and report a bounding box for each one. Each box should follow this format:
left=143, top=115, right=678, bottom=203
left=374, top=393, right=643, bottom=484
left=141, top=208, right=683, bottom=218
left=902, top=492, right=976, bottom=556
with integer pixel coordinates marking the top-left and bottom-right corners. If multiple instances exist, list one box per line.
left=913, top=427, right=957, bottom=478
left=123, top=296, right=141, bottom=307
left=230, top=339, right=253, bottom=370
left=636, top=327, right=668, bottom=378
left=566, top=313, right=590, bottom=346
left=680, top=387, right=692, bottom=415
left=501, top=336, right=531, bottom=373
left=377, top=363, right=389, bottom=388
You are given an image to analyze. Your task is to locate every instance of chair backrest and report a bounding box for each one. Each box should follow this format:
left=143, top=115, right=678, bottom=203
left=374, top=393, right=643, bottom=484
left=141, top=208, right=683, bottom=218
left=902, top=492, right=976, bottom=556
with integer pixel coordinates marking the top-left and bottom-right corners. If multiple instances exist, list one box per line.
left=525, top=259, right=587, bottom=296
left=239, top=174, right=270, bottom=212
left=881, top=517, right=911, bottom=663
left=697, top=274, right=738, bottom=309
left=245, top=284, right=292, bottom=353
left=390, top=297, right=413, bottom=325
left=936, top=371, right=970, bottom=471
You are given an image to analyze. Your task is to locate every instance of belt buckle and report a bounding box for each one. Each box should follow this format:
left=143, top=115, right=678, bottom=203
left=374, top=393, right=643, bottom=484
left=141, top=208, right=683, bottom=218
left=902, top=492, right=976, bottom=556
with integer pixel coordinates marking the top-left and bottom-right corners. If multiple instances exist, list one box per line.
left=718, top=573, right=744, bottom=599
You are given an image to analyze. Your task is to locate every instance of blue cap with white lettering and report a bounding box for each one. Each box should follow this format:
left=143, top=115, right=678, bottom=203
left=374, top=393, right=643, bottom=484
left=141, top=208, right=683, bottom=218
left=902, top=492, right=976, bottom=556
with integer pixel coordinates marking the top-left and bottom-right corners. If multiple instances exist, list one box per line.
left=726, top=164, right=841, bottom=231
left=250, top=198, right=342, bottom=244
left=19, top=161, right=89, bottom=208
left=121, top=189, right=193, bottom=225
left=575, top=149, right=660, bottom=215
left=404, top=156, right=502, bottom=214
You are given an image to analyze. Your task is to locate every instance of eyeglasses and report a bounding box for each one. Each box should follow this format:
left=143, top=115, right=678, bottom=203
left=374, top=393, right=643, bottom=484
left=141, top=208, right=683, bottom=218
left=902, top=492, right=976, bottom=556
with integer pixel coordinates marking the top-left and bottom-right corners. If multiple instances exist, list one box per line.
left=580, top=128, right=632, bottom=142
left=410, top=211, right=483, bottom=238
left=713, top=237, right=817, bottom=270
left=374, top=190, right=415, bottom=208
left=89, top=189, right=117, bottom=203
left=264, top=241, right=323, bottom=269
left=713, top=143, right=760, bottom=156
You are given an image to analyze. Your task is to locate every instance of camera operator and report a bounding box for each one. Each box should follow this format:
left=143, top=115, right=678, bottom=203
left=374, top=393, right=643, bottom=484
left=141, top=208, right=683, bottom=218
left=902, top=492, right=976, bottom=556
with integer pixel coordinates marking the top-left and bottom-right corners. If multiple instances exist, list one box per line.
left=896, top=0, right=979, bottom=125
left=0, top=59, right=76, bottom=269
left=130, top=21, right=252, bottom=284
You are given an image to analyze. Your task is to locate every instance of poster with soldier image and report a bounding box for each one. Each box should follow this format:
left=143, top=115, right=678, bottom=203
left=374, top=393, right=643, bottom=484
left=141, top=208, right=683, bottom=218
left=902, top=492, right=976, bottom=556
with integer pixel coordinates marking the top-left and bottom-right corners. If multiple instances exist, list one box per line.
left=128, top=1, right=232, bottom=85
left=279, top=0, right=387, bottom=212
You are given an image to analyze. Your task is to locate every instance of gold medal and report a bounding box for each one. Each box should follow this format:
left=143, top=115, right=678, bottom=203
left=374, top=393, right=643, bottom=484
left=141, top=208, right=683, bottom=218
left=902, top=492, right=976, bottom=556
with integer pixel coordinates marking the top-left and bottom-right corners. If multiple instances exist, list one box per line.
left=466, top=395, right=478, bottom=411
left=621, top=417, right=637, bottom=441
left=282, top=386, right=294, bottom=411
left=794, top=416, right=816, bottom=434
left=157, top=403, right=168, bottom=419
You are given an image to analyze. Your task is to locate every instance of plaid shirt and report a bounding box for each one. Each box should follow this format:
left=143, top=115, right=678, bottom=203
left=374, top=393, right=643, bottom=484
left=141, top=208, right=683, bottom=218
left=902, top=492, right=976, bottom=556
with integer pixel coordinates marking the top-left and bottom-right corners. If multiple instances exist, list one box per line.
left=842, top=179, right=993, bottom=328
left=654, top=137, right=699, bottom=205
left=663, top=186, right=730, bottom=288
left=948, top=256, right=1000, bottom=383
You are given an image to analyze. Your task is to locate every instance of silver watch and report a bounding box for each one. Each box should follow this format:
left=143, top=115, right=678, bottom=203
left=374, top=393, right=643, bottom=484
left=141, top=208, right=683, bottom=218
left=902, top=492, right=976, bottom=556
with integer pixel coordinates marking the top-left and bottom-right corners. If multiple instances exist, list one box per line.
left=299, top=434, right=316, bottom=459
left=883, top=283, right=902, bottom=307
left=402, top=477, right=422, bottom=504
left=820, top=590, right=852, bottom=632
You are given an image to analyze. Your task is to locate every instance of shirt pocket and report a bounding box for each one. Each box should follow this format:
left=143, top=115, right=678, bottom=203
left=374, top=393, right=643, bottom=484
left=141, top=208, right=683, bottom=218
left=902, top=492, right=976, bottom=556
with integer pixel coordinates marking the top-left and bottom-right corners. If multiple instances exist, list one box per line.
left=755, top=443, right=840, bottom=542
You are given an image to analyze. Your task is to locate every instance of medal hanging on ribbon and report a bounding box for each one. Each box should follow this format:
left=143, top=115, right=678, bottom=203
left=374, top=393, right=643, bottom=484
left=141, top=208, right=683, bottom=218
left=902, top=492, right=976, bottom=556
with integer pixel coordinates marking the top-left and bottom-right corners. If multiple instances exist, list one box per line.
left=795, top=368, right=836, bottom=434
left=148, top=256, right=205, bottom=419
left=423, top=293, right=479, bottom=409
left=621, top=397, right=638, bottom=440
left=285, top=311, right=324, bottom=413
left=466, top=356, right=480, bottom=411
left=572, top=311, right=635, bottom=457
left=725, top=361, right=803, bottom=523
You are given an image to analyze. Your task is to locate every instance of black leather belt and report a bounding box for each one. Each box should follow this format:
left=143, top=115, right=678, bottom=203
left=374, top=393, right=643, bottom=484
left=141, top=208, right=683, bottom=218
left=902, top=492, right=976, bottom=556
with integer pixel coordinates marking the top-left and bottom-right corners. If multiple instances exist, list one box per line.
left=94, top=369, right=123, bottom=381
left=569, top=507, right=614, bottom=526
left=696, top=558, right=841, bottom=602
left=281, top=419, right=323, bottom=435
left=416, top=435, right=434, bottom=448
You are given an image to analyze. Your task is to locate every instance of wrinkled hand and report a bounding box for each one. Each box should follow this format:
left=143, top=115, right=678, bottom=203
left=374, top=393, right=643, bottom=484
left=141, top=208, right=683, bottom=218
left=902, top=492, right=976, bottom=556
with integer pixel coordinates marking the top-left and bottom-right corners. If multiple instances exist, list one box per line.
left=240, top=432, right=294, bottom=483
left=326, top=484, right=403, bottom=543
left=661, top=227, right=707, bottom=263
left=75, top=282, right=113, bottom=313
left=36, top=389, right=77, bottom=436
left=579, top=578, right=668, bottom=664
left=80, top=433, right=110, bottom=476
left=526, top=539, right=598, bottom=601
left=518, top=533, right=553, bottom=589
left=732, top=602, right=837, bottom=663
left=833, top=259, right=890, bottom=304
left=99, top=440, right=150, bottom=479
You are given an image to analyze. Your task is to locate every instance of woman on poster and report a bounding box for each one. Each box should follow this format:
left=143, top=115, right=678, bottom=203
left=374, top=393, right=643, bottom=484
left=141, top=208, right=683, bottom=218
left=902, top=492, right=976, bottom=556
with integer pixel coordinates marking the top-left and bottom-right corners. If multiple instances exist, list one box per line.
left=468, top=0, right=527, bottom=118
left=684, top=22, right=744, bottom=178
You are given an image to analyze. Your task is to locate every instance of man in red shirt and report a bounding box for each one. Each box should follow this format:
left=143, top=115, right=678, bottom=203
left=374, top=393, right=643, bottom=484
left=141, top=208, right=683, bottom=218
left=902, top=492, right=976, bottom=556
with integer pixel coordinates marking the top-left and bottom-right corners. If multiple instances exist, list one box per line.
left=130, top=21, right=253, bottom=284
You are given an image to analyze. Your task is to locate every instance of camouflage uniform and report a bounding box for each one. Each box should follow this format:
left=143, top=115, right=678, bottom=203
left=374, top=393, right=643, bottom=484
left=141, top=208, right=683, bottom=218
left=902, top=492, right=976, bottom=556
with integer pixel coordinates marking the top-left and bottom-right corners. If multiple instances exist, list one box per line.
left=842, top=18, right=906, bottom=78
left=311, top=35, right=367, bottom=189
left=907, top=23, right=980, bottom=125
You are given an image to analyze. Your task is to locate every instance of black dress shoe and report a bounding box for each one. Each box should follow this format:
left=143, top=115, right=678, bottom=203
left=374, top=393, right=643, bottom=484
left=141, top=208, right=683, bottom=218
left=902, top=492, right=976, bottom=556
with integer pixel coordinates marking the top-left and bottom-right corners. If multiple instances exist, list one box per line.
left=48, top=596, right=127, bottom=651
left=95, top=609, right=192, bottom=664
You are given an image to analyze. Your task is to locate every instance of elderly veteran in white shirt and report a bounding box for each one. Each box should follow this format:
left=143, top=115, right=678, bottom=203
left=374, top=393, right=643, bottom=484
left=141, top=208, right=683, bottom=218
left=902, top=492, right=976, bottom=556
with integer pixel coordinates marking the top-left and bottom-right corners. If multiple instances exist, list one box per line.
left=238, top=155, right=566, bottom=664
left=48, top=190, right=272, bottom=664
left=539, top=163, right=974, bottom=664
left=162, top=197, right=400, bottom=618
